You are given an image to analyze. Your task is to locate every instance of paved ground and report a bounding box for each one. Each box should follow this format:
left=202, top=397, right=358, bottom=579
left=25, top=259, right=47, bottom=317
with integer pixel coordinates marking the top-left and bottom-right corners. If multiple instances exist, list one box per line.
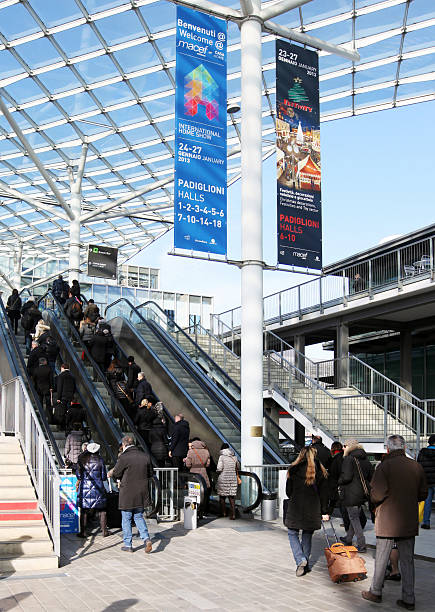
left=0, top=514, right=434, bottom=612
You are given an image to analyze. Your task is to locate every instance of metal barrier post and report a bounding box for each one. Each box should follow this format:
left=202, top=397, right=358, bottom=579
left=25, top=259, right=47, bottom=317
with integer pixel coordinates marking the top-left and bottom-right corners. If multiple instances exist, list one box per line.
left=338, top=398, right=342, bottom=439
left=368, top=260, right=373, bottom=299
left=384, top=395, right=388, bottom=444
left=14, top=378, right=20, bottom=435
left=397, top=249, right=403, bottom=290
left=416, top=409, right=421, bottom=455
left=311, top=386, right=316, bottom=421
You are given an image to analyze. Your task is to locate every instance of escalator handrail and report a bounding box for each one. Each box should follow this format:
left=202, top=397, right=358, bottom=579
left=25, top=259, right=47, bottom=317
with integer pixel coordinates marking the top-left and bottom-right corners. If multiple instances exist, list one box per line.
left=0, top=298, right=65, bottom=467
left=38, top=291, right=153, bottom=460
left=107, top=315, right=231, bottom=450
left=239, top=470, right=262, bottom=513
left=146, top=474, right=162, bottom=519
left=177, top=471, right=207, bottom=507
left=105, top=299, right=285, bottom=463
left=44, top=310, right=118, bottom=465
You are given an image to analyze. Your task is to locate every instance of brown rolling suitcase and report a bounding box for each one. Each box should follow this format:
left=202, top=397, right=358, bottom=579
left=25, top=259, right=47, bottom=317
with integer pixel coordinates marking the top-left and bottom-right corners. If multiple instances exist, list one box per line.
left=322, top=520, right=367, bottom=584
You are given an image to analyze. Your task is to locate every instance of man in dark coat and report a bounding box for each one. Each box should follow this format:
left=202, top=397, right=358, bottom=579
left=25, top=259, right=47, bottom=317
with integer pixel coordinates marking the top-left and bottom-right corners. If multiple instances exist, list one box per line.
left=52, top=274, right=69, bottom=305
left=83, top=299, right=100, bottom=323
left=21, top=300, right=41, bottom=354
left=56, top=364, right=76, bottom=429
left=89, top=329, right=109, bottom=374
left=64, top=292, right=83, bottom=329
left=27, top=341, right=47, bottom=376
left=311, top=435, right=331, bottom=470
left=338, top=439, right=374, bottom=552
left=417, top=434, right=435, bottom=529
left=126, top=356, right=141, bottom=393
left=32, top=357, right=54, bottom=414
left=135, top=372, right=153, bottom=405
left=169, top=414, right=190, bottom=470
left=65, top=403, right=87, bottom=435
left=362, top=435, right=427, bottom=609
left=108, top=435, right=153, bottom=553
left=328, top=441, right=366, bottom=530
left=135, top=398, right=156, bottom=447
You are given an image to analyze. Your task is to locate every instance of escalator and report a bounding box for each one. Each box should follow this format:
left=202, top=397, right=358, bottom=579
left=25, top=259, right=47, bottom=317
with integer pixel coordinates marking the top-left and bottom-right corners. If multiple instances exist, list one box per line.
left=106, top=299, right=293, bottom=464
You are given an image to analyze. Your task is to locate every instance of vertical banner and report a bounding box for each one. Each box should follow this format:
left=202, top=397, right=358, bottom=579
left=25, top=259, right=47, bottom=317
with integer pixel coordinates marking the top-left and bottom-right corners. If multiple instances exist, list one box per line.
left=174, top=6, right=227, bottom=254
left=60, top=475, right=79, bottom=534
left=276, top=40, right=322, bottom=270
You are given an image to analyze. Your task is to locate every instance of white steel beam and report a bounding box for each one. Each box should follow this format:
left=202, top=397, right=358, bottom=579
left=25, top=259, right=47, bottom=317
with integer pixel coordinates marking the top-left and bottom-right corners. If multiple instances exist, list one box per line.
left=260, top=0, right=312, bottom=22
left=263, top=20, right=361, bottom=61
left=0, top=185, right=69, bottom=221
left=80, top=177, right=174, bottom=223
left=0, top=97, right=74, bottom=220
left=169, top=0, right=241, bottom=20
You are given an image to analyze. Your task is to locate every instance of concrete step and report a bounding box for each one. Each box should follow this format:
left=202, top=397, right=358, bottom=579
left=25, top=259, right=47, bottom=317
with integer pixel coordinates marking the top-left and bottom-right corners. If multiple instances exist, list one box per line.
left=0, top=522, right=49, bottom=540
left=0, top=509, right=43, bottom=521
left=0, top=487, right=36, bottom=500
left=0, top=553, right=58, bottom=572
left=0, top=444, right=22, bottom=455
left=0, top=475, right=32, bottom=487
left=0, top=501, right=38, bottom=512
left=0, top=463, right=27, bottom=475
left=0, top=454, right=23, bottom=465
left=0, top=539, right=53, bottom=556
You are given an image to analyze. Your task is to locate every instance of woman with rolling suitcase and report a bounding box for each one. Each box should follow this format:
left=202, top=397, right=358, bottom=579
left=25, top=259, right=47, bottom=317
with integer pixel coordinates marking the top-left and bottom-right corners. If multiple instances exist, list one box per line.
left=284, top=446, right=329, bottom=576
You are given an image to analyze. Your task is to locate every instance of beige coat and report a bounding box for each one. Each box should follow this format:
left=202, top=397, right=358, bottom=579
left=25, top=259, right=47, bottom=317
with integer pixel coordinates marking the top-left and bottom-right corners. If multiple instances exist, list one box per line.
left=185, top=440, right=210, bottom=487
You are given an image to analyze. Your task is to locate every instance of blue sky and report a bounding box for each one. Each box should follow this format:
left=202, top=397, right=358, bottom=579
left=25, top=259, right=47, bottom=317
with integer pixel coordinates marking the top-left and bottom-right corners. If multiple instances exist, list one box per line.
left=132, top=100, right=435, bottom=317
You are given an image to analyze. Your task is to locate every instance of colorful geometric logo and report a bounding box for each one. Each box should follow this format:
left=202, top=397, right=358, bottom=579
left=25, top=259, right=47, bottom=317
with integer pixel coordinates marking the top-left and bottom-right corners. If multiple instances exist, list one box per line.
left=184, top=64, right=219, bottom=121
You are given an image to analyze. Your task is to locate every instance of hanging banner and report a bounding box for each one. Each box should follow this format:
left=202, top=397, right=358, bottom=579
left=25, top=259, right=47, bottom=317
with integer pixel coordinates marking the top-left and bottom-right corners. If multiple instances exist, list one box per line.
left=276, top=40, right=322, bottom=270
left=174, top=6, right=227, bottom=255
left=60, top=475, right=79, bottom=534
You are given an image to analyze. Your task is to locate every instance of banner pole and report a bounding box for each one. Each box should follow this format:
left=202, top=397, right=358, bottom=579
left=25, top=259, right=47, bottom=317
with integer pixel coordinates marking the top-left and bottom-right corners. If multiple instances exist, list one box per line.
left=240, top=3, right=264, bottom=469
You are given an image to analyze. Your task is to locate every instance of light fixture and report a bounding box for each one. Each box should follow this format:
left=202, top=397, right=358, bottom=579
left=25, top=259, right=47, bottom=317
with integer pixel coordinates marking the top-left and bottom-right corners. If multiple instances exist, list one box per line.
left=227, top=103, right=240, bottom=114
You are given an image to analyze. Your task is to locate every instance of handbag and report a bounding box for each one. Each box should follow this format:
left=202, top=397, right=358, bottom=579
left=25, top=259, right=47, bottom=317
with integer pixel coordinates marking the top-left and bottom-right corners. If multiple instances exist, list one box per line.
left=232, top=457, right=242, bottom=486
left=353, top=457, right=375, bottom=521
left=418, top=501, right=425, bottom=523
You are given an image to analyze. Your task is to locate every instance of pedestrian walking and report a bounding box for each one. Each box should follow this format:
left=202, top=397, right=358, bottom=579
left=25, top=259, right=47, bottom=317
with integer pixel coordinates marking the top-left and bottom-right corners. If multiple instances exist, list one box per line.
left=76, top=442, right=110, bottom=538
left=108, top=435, right=153, bottom=553
left=362, top=435, right=428, bottom=609
left=216, top=443, right=240, bottom=520
left=5, top=288, right=21, bottom=334
left=169, top=413, right=189, bottom=470
left=311, top=434, right=332, bottom=470
left=338, top=438, right=374, bottom=553
left=417, top=434, right=435, bottom=529
left=185, top=439, right=211, bottom=516
left=284, top=446, right=329, bottom=576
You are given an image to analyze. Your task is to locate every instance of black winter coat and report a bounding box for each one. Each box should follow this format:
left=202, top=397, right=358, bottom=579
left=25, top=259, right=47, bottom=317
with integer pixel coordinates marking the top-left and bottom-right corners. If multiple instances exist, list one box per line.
left=65, top=404, right=87, bottom=432
left=417, top=446, right=435, bottom=486
left=312, top=442, right=332, bottom=470
left=71, top=282, right=81, bottom=298
left=111, top=446, right=151, bottom=510
left=57, top=370, right=76, bottom=402
left=127, top=363, right=141, bottom=390
left=149, top=420, right=168, bottom=461
left=27, top=345, right=47, bottom=375
left=284, top=460, right=329, bottom=531
left=169, top=419, right=190, bottom=457
left=52, top=278, right=69, bottom=301
left=21, top=303, right=41, bottom=332
left=89, top=332, right=109, bottom=364
left=327, top=451, right=344, bottom=513
left=32, top=364, right=54, bottom=394
left=135, top=378, right=153, bottom=404
left=338, top=448, right=374, bottom=507
left=135, top=406, right=156, bottom=431
left=76, top=453, right=107, bottom=510
left=6, top=294, right=21, bottom=313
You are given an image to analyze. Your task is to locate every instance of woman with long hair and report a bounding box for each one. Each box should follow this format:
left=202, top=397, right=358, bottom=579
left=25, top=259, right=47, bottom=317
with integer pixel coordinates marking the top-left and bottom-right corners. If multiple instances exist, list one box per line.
left=284, top=446, right=329, bottom=576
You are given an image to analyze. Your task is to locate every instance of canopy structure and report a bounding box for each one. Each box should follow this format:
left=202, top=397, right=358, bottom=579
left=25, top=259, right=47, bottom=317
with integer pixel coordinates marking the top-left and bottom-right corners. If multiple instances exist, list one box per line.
left=0, top=0, right=433, bottom=272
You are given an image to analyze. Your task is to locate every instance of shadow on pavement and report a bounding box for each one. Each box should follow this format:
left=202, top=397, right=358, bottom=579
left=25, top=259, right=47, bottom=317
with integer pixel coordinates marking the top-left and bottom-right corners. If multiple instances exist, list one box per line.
left=0, top=592, right=32, bottom=610
left=101, top=598, right=139, bottom=611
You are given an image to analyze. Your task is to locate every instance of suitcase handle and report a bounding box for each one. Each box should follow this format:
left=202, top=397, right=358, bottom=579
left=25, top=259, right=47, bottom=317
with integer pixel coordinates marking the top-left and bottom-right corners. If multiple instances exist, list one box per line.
left=321, top=518, right=340, bottom=548
left=329, top=543, right=357, bottom=558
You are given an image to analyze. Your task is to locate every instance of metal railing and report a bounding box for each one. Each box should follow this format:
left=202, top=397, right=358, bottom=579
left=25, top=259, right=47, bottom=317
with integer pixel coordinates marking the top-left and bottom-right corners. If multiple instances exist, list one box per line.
left=154, top=467, right=178, bottom=521
left=213, top=234, right=435, bottom=331
left=0, top=377, right=60, bottom=557
left=265, top=351, right=435, bottom=453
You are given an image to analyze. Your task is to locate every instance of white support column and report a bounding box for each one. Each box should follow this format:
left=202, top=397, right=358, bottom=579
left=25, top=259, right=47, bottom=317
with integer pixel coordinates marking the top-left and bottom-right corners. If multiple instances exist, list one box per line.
left=13, top=241, right=23, bottom=290
left=240, top=2, right=263, bottom=469
left=69, top=191, right=81, bottom=284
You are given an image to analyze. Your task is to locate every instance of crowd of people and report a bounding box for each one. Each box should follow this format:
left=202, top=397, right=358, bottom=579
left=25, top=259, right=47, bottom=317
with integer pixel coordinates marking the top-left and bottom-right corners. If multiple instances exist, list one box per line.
left=284, top=433, right=433, bottom=610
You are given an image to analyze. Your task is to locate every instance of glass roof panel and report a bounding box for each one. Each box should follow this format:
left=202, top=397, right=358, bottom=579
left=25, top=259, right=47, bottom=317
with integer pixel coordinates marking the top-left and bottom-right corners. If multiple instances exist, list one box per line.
left=0, top=0, right=433, bottom=267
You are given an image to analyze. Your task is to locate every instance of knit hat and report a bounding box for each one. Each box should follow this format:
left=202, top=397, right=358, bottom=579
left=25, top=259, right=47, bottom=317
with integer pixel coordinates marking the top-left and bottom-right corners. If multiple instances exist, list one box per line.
left=343, top=438, right=359, bottom=448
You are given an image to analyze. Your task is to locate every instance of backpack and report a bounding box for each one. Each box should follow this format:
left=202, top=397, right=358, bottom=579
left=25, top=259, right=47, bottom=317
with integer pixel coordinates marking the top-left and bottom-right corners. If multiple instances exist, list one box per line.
left=43, top=336, right=59, bottom=359
left=70, top=300, right=82, bottom=320
left=21, top=311, right=33, bottom=331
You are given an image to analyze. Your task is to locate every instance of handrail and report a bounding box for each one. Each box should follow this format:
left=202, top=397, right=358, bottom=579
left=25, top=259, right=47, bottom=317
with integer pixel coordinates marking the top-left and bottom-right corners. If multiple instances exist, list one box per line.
left=213, top=234, right=435, bottom=328
left=146, top=475, right=162, bottom=519
left=0, top=376, right=60, bottom=557
left=239, top=470, right=263, bottom=513
left=0, top=297, right=65, bottom=467
left=105, top=297, right=294, bottom=458
left=39, top=290, right=153, bottom=461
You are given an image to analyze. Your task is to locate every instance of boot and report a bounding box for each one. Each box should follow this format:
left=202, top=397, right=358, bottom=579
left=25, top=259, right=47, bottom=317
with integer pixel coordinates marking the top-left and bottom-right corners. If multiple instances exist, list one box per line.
left=100, top=511, right=110, bottom=537
left=77, top=509, right=87, bottom=537
left=229, top=497, right=236, bottom=520
left=220, top=497, right=227, bottom=517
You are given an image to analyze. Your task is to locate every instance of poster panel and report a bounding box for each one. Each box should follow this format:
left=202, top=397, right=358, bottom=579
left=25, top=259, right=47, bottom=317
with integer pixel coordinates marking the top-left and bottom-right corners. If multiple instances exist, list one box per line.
left=60, top=475, right=79, bottom=534
left=87, top=244, right=118, bottom=280
left=174, top=6, right=227, bottom=254
left=276, top=40, right=322, bottom=270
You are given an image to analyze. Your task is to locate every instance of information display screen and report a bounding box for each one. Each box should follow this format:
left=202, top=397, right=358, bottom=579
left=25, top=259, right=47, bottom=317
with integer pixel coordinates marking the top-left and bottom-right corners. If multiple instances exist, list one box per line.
left=87, top=244, right=118, bottom=280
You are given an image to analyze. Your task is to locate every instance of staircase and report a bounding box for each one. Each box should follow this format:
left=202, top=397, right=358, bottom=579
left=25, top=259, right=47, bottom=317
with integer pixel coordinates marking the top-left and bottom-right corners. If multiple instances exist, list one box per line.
left=0, top=436, right=58, bottom=571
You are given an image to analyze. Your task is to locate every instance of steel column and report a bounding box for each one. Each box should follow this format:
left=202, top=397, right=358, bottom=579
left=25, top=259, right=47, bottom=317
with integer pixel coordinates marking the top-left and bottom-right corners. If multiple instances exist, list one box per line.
left=240, top=4, right=263, bottom=469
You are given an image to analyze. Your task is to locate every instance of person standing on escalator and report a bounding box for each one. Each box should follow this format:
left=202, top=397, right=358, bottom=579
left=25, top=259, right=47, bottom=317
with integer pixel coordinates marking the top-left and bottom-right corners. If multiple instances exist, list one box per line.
left=52, top=275, right=69, bottom=306
left=126, top=356, right=141, bottom=395
left=70, top=279, right=81, bottom=299
left=107, top=358, right=134, bottom=421
left=168, top=414, right=190, bottom=470
left=135, top=398, right=156, bottom=447
left=135, top=372, right=153, bottom=406
left=88, top=328, right=109, bottom=377
left=32, top=357, right=54, bottom=416
left=21, top=300, right=41, bottom=355
left=6, top=288, right=21, bottom=334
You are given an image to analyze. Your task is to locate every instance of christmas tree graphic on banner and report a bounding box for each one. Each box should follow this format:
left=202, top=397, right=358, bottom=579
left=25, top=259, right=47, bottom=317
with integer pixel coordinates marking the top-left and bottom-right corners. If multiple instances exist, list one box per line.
left=288, top=77, right=309, bottom=103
